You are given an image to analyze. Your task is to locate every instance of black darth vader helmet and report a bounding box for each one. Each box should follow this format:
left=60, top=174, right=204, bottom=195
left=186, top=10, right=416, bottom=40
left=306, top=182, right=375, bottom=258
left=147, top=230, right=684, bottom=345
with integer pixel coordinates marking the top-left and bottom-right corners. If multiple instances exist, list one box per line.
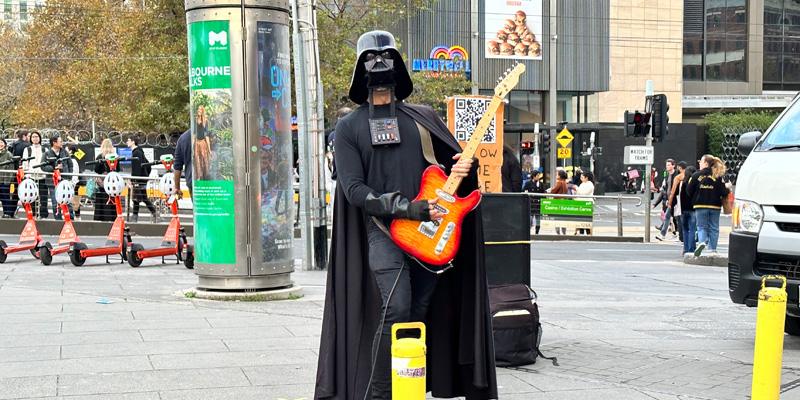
left=348, top=30, right=413, bottom=104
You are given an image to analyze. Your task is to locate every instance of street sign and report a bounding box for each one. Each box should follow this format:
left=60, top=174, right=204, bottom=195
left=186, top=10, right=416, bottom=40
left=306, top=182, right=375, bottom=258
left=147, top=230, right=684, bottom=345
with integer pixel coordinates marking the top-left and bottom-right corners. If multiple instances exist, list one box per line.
left=556, top=128, right=573, bottom=147
left=623, top=145, right=654, bottom=164
left=557, top=147, right=571, bottom=159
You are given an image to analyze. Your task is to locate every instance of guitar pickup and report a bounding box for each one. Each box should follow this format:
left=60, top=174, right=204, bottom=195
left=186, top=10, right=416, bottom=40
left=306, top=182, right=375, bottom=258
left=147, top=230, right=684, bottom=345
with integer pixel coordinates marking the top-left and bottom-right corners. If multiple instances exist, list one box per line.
left=432, top=204, right=449, bottom=214
left=434, top=222, right=456, bottom=255
left=418, top=221, right=440, bottom=239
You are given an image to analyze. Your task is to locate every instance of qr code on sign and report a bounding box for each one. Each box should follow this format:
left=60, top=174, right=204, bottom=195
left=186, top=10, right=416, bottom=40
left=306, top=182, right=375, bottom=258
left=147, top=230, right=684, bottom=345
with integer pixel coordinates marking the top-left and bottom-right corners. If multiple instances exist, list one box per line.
left=454, top=98, right=496, bottom=143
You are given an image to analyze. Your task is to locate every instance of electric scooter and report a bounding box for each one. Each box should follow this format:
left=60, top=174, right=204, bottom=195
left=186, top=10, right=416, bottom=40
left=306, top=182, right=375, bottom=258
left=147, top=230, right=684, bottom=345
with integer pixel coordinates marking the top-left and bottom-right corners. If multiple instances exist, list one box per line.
left=0, top=156, right=44, bottom=263
left=37, top=156, right=80, bottom=265
left=127, top=155, right=192, bottom=268
left=68, top=154, right=134, bottom=266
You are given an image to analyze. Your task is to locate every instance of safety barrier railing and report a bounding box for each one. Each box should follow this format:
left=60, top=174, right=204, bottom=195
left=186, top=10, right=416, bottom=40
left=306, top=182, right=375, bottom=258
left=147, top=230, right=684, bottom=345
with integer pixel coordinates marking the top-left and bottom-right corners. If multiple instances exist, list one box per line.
left=487, top=192, right=643, bottom=237
left=0, top=129, right=182, bottom=147
left=0, top=169, right=187, bottom=222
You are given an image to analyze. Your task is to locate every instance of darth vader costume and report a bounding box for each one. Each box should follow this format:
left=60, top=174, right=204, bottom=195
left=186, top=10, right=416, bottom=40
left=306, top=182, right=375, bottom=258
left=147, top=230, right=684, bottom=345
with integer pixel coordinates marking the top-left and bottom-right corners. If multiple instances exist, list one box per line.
left=314, top=31, right=497, bottom=400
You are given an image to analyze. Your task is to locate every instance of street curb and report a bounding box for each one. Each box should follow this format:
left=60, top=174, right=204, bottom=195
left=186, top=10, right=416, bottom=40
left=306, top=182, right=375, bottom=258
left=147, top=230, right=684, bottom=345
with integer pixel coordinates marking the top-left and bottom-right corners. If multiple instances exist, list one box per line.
left=179, top=285, right=304, bottom=301
left=683, top=253, right=728, bottom=267
left=531, top=234, right=644, bottom=243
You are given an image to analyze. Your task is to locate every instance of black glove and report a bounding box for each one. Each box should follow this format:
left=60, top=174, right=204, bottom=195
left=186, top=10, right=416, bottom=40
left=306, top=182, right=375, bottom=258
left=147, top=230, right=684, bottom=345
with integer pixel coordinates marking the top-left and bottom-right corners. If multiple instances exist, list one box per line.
left=364, top=192, right=431, bottom=221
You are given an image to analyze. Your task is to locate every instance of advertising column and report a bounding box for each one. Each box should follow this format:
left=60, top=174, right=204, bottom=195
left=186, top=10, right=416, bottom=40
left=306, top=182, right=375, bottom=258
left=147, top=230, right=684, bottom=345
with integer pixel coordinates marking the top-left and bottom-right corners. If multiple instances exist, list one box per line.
left=188, top=20, right=236, bottom=265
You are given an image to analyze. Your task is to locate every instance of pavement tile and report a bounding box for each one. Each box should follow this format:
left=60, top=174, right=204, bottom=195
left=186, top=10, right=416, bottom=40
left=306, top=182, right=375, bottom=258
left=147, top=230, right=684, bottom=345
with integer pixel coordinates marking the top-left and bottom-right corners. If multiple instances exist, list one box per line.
left=0, top=355, right=152, bottom=379
left=61, top=339, right=228, bottom=359
left=0, top=311, right=134, bottom=324
left=0, top=321, right=62, bottom=335
left=138, top=325, right=291, bottom=342
left=241, top=364, right=317, bottom=386
left=57, top=368, right=251, bottom=396
left=61, top=393, right=160, bottom=400
left=222, top=336, right=320, bottom=352
left=159, top=384, right=315, bottom=400
left=61, top=317, right=211, bottom=333
left=0, top=330, right=142, bottom=348
left=150, top=349, right=318, bottom=370
left=0, top=376, right=57, bottom=399
left=0, top=345, right=61, bottom=363
left=204, top=315, right=319, bottom=328
left=0, top=303, right=63, bottom=314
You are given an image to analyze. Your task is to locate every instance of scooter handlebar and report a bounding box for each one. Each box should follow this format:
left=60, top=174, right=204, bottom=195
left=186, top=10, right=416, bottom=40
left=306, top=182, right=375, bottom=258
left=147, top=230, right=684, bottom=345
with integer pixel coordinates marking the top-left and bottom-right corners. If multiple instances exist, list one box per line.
left=31, top=157, right=58, bottom=169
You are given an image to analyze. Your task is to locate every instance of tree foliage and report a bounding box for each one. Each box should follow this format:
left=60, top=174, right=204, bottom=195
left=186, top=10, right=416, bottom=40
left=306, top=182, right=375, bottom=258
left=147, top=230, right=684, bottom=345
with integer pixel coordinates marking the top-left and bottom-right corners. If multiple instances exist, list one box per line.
left=10, top=0, right=188, bottom=131
left=702, top=109, right=779, bottom=157
left=0, top=22, right=27, bottom=128
left=317, top=0, right=472, bottom=127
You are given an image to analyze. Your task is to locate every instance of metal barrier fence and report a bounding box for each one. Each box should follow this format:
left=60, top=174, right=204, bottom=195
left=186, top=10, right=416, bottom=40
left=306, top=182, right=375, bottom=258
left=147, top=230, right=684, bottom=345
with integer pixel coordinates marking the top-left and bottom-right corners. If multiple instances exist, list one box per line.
left=0, top=169, right=181, bottom=222
left=0, top=129, right=182, bottom=148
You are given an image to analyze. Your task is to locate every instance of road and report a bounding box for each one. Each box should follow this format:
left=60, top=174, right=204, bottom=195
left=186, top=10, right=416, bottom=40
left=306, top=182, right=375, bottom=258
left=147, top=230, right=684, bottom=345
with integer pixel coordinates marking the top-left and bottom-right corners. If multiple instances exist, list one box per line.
left=0, top=233, right=795, bottom=399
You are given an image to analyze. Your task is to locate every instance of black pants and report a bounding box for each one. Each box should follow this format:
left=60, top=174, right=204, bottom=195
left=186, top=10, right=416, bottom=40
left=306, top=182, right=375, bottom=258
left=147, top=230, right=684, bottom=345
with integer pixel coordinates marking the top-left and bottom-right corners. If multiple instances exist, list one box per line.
left=366, top=219, right=439, bottom=400
left=36, top=179, right=49, bottom=218
left=131, top=184, right=156, bottom=217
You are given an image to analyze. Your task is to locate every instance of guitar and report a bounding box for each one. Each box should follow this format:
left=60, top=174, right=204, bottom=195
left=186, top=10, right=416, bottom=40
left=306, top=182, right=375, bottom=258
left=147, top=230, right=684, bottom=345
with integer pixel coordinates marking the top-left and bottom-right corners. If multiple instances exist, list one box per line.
left=390, top=63, right=526, bottom=266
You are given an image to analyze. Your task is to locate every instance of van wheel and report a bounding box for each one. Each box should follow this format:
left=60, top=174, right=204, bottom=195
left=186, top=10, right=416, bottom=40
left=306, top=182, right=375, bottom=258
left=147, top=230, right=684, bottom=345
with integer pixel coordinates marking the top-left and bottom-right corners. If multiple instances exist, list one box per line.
left=786, top=315, right=800, bottom=336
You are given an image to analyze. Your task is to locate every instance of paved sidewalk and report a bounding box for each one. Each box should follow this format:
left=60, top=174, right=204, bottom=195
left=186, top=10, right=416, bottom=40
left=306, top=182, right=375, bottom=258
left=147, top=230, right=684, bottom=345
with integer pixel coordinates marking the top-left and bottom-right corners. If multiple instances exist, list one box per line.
left=0, top=238, right=798, bottom=399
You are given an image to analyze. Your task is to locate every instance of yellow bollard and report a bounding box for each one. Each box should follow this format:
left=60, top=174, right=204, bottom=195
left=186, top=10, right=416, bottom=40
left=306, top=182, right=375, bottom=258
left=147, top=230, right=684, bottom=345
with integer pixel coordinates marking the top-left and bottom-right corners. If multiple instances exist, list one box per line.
left=391, top=322, right=426, bottom=400
left=751, top=275, right=787, bottom=400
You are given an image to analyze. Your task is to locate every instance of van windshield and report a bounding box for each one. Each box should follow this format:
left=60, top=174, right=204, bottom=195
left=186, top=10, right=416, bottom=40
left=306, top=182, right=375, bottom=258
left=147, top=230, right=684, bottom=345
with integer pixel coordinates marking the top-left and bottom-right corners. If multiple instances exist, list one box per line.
left=759, top=101, right=800, bottom=150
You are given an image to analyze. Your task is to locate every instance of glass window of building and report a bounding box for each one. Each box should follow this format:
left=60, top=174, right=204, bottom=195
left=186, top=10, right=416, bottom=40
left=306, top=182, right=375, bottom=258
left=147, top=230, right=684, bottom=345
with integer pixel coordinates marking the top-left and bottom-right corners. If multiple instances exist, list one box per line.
left=764, top=0, right=800, bottom=90
left=683, top=0, right=747, bottom=82
left=19, top=1, right=26, bottom=20
left=3, top=0, right=11, bottom=20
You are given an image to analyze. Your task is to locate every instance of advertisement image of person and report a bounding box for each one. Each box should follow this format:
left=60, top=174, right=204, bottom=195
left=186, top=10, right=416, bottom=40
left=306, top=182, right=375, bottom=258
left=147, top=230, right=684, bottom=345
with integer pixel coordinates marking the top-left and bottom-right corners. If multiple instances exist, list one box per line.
left=259, top=137, right=275, bottom=191
left=195, top=104, right=211, bottom=180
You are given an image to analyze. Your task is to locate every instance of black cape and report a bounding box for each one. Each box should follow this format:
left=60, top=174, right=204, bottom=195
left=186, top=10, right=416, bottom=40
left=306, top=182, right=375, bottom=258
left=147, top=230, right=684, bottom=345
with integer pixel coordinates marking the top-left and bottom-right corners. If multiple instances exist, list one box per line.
left=314, top=103, right=498, bottom=400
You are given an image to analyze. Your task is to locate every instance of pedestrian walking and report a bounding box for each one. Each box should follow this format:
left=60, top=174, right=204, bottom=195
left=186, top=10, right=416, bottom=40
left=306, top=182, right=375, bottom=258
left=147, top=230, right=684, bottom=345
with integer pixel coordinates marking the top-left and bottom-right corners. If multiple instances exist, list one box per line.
left=655, top=159, right=679, bottom=241
left=126, top=135, right=157, bottom=223
left=173, top=129, right=192, bottom=199
left=501, top=145, right=522, bottom=192
left=12, top=130, right=31, bottom=158
left=687, top=154, right=732, bottom=257
left=666, top=161, right=687, bottom=243
left=575, top=170, right=595, bottom=235
left=676, top=165, right=697, bottom=256
left=550, top=169, right=569, bottom=235
left=523, top=170, right=546, bottom=233
left=22, top=131, right=48, bottom=218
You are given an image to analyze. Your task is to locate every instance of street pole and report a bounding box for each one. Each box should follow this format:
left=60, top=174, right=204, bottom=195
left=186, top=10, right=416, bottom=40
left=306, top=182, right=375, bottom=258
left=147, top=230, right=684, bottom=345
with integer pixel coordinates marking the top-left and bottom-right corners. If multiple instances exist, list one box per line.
left=548, top=0, right=557, bottom=187
left=644, top=95, right=653, bottom=243
left=291, top=0, right=314, bottom=270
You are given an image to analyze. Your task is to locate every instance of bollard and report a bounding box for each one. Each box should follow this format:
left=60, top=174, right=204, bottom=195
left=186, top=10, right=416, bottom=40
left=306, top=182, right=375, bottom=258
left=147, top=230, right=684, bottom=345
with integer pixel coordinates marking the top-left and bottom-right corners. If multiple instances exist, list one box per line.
left=751, top=275, right=787, bottom=400
left=392, top=322, right=426, bottom=400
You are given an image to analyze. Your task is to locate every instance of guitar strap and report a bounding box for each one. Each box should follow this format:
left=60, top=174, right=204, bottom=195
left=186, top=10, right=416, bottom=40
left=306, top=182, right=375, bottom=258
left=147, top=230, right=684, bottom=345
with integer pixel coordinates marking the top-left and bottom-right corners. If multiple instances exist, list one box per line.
left=369, top=120, right=453, bottom=275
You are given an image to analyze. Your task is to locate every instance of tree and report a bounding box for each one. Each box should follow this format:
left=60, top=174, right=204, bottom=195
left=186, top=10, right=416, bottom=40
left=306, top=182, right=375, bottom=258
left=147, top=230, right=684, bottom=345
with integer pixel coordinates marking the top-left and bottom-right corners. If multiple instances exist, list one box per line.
left=11, top=0, right=188, bottom=131
left=703, top=110, right=779, bottom=157
left=316, top=0, right=472, bottom=127
left=0, top=22, right=27, bottom=128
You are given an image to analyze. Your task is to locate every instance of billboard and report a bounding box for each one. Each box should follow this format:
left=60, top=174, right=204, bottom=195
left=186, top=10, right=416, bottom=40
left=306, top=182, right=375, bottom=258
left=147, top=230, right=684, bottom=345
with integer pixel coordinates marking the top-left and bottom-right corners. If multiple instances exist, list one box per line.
left=484, top=0, right=543, bottom=60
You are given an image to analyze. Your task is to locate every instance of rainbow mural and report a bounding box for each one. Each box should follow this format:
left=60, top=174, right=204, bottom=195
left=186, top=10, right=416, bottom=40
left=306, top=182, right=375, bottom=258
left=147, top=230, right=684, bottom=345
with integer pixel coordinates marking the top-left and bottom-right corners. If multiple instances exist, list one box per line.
left=429, top=45, right=469, bottom=60
left=413, top=45, right=471, bottom=77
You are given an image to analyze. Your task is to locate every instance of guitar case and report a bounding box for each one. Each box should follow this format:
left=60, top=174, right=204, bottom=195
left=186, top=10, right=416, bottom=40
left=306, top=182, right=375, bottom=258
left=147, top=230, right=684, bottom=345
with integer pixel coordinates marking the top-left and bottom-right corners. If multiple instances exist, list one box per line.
left=314, top=103, right=498, bottom=400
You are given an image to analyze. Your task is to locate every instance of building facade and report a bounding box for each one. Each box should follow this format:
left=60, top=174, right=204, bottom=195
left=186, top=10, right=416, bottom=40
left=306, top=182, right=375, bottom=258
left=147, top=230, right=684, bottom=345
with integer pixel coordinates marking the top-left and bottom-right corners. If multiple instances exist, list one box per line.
left=0, top=0, right=39, bottom=30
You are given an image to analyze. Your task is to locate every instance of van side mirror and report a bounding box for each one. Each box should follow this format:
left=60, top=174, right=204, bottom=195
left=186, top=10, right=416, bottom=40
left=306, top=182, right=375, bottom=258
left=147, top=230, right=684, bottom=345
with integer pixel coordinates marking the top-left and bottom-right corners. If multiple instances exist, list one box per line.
left=738, top=131, right=762, bottom=156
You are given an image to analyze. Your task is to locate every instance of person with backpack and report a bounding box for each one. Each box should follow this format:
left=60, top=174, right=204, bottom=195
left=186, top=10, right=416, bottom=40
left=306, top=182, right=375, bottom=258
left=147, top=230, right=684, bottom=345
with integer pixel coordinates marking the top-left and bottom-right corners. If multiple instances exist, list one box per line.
left=126, top=135, right=157, bottom=223
left=22, top=131, right=49, bottom=218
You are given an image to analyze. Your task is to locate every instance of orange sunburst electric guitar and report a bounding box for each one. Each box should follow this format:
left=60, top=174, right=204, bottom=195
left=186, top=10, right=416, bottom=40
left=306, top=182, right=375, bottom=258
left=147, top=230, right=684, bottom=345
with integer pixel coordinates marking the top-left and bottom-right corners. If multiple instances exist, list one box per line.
left=390, top=63, right=526, bottom=266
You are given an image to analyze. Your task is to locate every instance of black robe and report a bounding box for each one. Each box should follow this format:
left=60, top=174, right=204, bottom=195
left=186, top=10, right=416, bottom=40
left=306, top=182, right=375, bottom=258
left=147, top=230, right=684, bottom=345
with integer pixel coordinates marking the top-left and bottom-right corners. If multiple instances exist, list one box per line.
left=314, top=103, right=498, bottom=400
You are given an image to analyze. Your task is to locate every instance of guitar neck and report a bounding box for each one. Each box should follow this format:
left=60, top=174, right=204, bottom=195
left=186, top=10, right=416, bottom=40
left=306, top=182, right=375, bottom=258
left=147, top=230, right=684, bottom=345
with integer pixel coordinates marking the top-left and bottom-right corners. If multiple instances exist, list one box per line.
left=442, top=95, right=503, bottom=195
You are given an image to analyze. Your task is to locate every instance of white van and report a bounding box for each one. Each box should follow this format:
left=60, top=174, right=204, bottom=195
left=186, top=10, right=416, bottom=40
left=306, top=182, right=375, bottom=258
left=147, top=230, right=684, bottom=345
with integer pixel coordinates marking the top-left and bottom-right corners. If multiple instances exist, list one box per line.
left=730, top=94, right=800, bottom=335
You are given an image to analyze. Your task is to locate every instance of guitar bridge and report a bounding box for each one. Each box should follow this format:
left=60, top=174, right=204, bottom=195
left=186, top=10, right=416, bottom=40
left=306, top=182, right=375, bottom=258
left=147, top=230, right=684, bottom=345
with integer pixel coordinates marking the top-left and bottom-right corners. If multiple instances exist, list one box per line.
left=418, top=220, right=440, bottom=239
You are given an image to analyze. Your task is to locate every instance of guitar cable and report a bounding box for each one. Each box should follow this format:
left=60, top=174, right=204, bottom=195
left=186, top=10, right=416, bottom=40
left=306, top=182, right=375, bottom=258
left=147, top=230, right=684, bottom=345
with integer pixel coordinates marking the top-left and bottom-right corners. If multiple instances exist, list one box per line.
left=362, top=261, right=405, bottom=400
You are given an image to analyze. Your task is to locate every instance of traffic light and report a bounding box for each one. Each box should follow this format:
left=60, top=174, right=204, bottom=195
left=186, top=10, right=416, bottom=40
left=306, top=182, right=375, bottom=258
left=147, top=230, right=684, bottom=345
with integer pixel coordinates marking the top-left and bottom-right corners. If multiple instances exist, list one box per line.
left=652, top=94, right=670, bottom=141
left=624, top=111, right=635, bottom=137
left=521, top=141, right=533, bottom=149
left=541, top=132, right=551, bottom=156
left=624, top=110, right=651, bottom=138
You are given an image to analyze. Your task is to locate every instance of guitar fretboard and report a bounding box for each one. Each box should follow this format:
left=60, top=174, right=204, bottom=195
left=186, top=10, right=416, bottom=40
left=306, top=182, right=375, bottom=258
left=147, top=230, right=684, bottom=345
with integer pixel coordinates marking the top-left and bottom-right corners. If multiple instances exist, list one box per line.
left=441, top=95, right=503, bottom=196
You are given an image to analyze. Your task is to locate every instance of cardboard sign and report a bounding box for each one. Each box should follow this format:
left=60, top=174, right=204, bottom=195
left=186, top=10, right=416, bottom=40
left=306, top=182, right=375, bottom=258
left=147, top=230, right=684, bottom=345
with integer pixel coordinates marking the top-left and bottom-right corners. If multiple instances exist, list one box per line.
left=447, top=96, right=504, bottom=193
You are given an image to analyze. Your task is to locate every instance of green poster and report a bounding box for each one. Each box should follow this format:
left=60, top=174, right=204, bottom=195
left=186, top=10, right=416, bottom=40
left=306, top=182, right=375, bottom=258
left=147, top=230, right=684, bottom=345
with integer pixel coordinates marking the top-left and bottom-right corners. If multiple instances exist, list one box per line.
left=188, top=20, right=232, bottom=90
left=193, top=181, right=236, bottom=263
left=188, top=20, right=236, bottom=264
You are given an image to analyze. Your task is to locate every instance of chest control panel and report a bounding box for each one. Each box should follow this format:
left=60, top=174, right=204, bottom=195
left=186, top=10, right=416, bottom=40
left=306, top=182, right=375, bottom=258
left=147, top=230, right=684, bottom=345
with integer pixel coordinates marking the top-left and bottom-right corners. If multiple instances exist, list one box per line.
left=369, top=118, right=401, bottom=146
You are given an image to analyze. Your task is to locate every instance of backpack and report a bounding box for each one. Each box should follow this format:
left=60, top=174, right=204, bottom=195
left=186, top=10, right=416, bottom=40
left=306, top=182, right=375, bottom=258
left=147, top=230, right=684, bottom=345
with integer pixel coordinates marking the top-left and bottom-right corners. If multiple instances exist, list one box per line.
left=488, top=284, right=558, bottom=367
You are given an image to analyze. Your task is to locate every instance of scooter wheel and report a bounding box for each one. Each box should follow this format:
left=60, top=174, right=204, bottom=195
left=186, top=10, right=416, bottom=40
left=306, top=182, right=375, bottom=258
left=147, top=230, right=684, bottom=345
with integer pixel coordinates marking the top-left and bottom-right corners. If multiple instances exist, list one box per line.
left=177, top=237, right=186, bottom=262
left=30, top=248, right=40, bottom=259
left=184, top=245, right=194, bottom=270
left=40, top=246, right=53, bottom=266
left=70, top=242, right=88, bottom=266
left=128, top=243, right=144, bottom=268
left=0, top=241, right=6, bottom=264
left=121, top=235, right=129, bottom=262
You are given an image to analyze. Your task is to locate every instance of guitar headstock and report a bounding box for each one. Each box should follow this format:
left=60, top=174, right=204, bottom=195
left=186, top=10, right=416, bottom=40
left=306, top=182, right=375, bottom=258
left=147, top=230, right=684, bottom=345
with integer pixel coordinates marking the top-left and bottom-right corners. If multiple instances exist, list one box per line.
left=494, top=63, right=526, bottom=98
